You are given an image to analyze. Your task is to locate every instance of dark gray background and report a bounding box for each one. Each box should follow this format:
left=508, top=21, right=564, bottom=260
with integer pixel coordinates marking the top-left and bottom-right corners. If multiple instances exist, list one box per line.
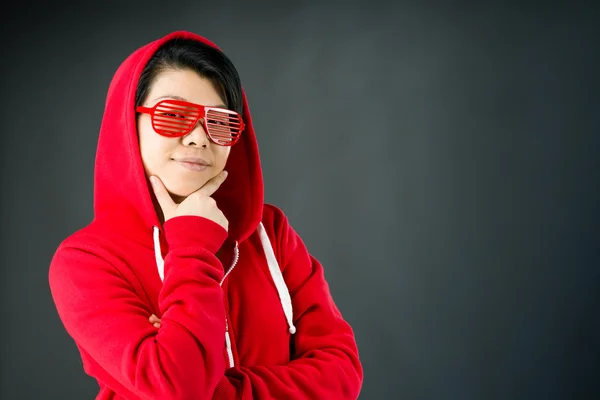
left=1, top=1, right=599, bottom=399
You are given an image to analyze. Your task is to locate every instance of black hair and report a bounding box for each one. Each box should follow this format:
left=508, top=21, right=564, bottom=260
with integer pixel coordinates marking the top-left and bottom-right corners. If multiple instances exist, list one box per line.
left=135, top=37, right=243, bottom=116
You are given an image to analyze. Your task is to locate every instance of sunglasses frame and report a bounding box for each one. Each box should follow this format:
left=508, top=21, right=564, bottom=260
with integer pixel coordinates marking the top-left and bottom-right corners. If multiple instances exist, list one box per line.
left=136, top=99, right=245, bottom=146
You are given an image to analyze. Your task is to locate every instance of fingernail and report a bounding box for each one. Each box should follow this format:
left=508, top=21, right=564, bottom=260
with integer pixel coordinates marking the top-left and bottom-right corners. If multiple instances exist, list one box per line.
left=149, top=176, right=157, bottom=188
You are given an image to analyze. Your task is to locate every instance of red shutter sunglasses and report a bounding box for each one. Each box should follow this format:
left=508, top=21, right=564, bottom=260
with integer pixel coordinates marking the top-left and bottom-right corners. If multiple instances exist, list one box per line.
left=136, top=99, right=245, bottom=146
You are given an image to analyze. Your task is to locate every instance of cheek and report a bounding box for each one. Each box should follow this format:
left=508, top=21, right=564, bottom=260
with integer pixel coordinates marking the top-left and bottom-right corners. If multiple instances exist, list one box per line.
left=214, top=147, right=231, bottom=169
left=138, top=123, right=175, bottom=171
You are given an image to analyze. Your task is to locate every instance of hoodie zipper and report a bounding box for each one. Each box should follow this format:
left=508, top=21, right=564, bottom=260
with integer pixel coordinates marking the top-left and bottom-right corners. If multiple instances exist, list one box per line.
left=220, top=241, right=239, bottom=285
left=221, top=241, right=239, bottom=368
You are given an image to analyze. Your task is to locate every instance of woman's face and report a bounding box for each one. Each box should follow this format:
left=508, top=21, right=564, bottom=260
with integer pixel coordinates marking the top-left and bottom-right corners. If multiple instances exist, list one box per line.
left=137, top=68, right=231, bottom=203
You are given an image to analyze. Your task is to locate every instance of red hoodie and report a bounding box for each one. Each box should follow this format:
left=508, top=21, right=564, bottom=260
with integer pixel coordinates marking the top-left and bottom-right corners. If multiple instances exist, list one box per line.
left=48, top=31, right=362, bottom=399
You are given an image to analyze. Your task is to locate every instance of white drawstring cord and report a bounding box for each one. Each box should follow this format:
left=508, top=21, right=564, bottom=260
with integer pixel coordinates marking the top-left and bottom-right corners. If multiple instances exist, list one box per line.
left=257, top=222, right=296, bottom=334
left=153, top=226, right=165, bottom=281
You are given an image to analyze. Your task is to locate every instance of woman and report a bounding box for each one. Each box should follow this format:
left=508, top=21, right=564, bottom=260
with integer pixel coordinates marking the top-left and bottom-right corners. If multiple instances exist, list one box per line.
left=48, top=31, right=362, bottom=399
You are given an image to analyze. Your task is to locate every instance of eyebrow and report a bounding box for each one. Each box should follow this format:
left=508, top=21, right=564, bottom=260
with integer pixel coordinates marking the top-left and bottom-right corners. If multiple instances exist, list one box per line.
left=152, top=95, right=227, bottom=109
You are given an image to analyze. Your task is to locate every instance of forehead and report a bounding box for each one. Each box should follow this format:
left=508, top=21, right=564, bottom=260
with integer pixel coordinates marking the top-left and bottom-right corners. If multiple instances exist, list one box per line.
left=147, top=68, right=224, bottom=106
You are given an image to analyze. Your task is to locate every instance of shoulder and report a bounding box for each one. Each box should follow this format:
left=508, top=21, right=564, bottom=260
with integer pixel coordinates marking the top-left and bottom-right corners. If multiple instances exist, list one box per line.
left=48, top=223, right=124, bottom=291
left=262, top=203, right=299, bottom=238
left=260, top=203, right=308, bottom=264
left=51, top=221, right=115, bottom=264
left=262, top=203, right=287, bottom=227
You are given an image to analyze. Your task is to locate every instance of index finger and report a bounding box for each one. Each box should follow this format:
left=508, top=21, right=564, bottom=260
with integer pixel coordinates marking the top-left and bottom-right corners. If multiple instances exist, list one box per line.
left=196, top=170, right=228, bottom=197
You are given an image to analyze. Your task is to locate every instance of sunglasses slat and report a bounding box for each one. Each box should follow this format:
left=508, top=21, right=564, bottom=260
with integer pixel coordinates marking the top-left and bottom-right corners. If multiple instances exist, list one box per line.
left=156, top=108, right=199, bottom=117
left=154, top=116, right=195, bottom=124
left=206, top=124, right=235, bottom=131
left=209, top=132, right=238, bottom=138
left=208, top=130, right=240, bottom=138
left=212, top=125, right=242, bottom=131
left=157, top=102, right=200, bottom=112
left=154, top=122, right=194, bottom=130
left=209, top=136, right=236, bottom=141
left=206, top=118, right=240, bottom=126
left=207, top=108, right=236, bottom=114
left=206, top=111, right=235, bottom=117
left=209, top=125, right=239, bottom=132
left=209, top=133, right=235, bottom=139
left=208, top=113, right=239, bottom=120
left=207, top=112, right=238, bottom=120
left=207, top=120, right=237, bottom=127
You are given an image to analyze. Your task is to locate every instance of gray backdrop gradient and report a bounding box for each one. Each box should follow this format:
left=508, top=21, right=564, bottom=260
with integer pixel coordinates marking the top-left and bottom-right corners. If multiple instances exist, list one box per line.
left=1, top=1, right=599, bottom=399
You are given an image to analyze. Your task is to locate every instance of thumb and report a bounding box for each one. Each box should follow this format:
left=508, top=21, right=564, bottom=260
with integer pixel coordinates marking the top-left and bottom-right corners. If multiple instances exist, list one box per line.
left=150, top=176, right=175, bottom=215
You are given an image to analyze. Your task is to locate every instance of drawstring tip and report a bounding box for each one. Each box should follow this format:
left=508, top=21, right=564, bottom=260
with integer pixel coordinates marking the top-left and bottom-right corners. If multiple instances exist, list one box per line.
left=289, top=325, right=297, bottom=334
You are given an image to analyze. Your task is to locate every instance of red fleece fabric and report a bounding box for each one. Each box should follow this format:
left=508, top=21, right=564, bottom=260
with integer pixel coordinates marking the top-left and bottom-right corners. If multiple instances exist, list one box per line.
left=49, top=31, right=362, bottom=399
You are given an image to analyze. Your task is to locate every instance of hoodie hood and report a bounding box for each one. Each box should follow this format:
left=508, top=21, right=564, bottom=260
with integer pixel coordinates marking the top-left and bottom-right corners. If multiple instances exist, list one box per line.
left=93, top=31, right=263, bottom=243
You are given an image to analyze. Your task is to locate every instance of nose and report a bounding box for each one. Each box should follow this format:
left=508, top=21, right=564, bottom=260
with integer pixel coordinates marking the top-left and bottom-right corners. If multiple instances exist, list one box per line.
left=182, top=118, right=210, bottom=147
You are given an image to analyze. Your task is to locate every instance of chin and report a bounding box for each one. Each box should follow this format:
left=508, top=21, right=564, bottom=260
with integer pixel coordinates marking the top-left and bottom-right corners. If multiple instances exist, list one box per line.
left=162, top=170, right=216, bottom=198
left=168, top=182, right=205, bottom=198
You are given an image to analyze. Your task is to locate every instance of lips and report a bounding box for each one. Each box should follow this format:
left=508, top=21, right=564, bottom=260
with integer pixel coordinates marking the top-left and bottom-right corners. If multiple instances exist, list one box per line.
left=176, top=161, right=209, bottom=172
left=173, top=157, right=211, bottom=172
left=174, top=156, right=211, bottom=166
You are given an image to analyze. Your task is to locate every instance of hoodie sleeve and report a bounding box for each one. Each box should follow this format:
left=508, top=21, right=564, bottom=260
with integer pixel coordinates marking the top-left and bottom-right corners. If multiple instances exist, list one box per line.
left=212, top=205, right=363, bottom=400
left=49, top=216, right=229, bottom=400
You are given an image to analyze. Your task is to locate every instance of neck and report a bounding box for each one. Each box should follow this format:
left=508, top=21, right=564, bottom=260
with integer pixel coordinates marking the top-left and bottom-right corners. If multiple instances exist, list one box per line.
left=151, top=193, right=165, bottom=225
